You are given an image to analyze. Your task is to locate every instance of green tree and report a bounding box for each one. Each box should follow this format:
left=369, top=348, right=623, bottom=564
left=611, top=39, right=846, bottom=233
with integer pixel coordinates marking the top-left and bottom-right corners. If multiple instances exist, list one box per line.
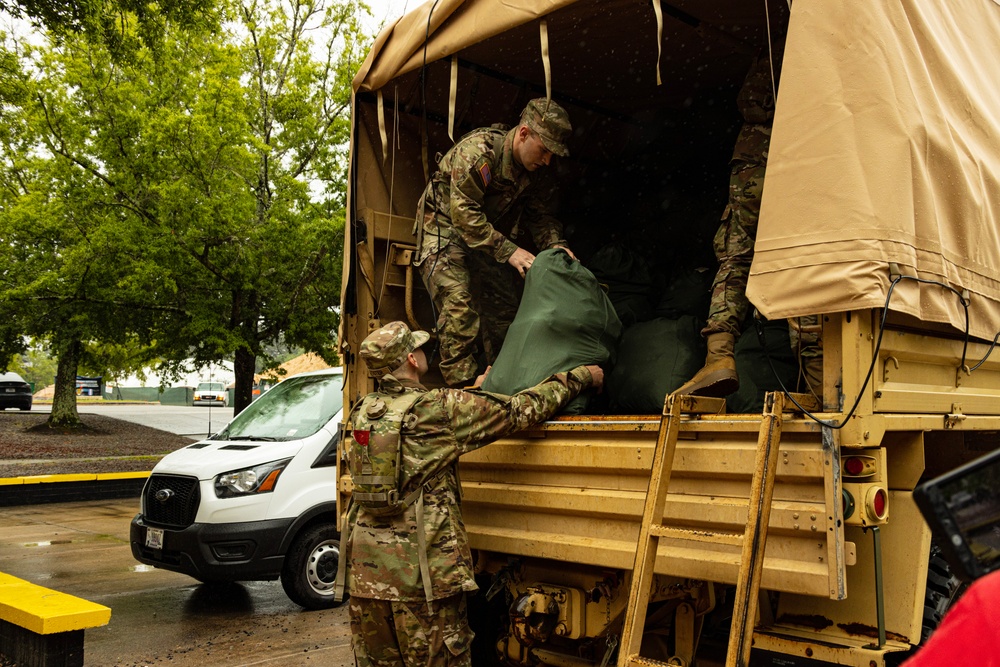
left=5, top=340, right=58, bottom=390
left=205, top=0, right=361, bottom=410
left=82, top=338, right=157, bottom=399
left=0, top=147, right=173, bottom=424
left=1, top=0, right=218, bottom=61
left=0, top=0, right=368, bottom=424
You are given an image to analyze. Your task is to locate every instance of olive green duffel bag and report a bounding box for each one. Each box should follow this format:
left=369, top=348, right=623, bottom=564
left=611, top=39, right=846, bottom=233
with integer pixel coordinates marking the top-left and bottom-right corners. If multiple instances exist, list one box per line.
left=481, top=249, right=622, bottom=414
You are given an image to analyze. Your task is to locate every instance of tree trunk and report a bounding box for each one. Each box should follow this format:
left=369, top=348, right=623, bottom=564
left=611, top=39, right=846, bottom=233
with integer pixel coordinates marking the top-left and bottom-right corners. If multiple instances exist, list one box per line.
left=49, top=339, right=82, bottom=428
left=233, top=346, right=256, bottom=416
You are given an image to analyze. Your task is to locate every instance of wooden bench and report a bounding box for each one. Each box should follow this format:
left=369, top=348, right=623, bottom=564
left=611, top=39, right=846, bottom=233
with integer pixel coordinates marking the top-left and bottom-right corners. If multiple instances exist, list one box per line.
left=0, top=572, right=111, bottom=667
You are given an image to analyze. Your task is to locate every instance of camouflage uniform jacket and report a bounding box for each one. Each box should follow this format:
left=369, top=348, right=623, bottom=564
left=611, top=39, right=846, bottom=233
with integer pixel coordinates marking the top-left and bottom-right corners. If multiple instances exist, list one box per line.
left=345, top=366, right=592, bottom=602
left=732, top=52, right=776, bottom=165
left=413, top=126, right=566, bottom=266
left=732, top=123, right=771, bottom=166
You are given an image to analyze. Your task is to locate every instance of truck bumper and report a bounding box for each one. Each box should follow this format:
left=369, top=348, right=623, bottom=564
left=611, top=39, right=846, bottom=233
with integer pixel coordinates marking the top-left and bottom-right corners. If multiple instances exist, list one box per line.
left=130, top=513, right=293, bottom=582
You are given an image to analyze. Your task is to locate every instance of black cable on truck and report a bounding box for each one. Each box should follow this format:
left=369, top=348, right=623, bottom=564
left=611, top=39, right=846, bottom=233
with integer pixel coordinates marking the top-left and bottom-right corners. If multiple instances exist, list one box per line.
left=757, top=273, right=1000, bottom=429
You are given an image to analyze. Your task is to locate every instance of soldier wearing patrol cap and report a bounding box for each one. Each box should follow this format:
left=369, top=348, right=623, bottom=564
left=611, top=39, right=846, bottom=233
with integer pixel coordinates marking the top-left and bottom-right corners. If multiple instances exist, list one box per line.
left=342, top=321, right=604, bottom=667
left=360, top=320, right=431, bottom=377
left=413, top=98, right=577, bottom=386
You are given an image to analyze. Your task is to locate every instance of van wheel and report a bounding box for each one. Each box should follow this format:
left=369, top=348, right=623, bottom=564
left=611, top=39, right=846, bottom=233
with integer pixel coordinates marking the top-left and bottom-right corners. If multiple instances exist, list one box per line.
left=281, top=523, right=344, bottom=610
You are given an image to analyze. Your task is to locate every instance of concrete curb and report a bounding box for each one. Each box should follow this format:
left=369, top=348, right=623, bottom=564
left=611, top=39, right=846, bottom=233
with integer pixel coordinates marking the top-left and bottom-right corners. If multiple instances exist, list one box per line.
left=0, top=473, right=150, bottom=507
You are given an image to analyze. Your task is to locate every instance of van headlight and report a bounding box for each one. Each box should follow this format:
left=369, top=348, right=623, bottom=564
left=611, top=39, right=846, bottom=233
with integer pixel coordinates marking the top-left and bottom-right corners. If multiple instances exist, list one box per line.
left=215, top=458, right=292, bottom=498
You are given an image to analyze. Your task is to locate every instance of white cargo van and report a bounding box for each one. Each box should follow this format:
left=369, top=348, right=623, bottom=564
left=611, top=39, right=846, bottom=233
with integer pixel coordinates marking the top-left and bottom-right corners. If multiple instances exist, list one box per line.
left=130, top=367, right=345, bottom=610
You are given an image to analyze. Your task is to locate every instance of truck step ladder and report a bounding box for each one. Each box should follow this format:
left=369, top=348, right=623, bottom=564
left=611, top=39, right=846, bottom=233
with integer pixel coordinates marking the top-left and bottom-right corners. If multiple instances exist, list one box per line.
left=617, top=391, right=788, bottom=667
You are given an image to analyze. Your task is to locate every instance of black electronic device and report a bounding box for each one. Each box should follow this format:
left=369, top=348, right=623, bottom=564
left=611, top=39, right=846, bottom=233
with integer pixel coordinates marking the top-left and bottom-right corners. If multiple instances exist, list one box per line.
left=914, top=446, right=1000, bottom=582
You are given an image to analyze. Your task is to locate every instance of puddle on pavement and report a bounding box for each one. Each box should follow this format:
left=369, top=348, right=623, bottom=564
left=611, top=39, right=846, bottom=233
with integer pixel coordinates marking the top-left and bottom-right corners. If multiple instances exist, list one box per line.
left=23, top=539, right=74, bottom=547
left=133, top=564, right=157, bottom=573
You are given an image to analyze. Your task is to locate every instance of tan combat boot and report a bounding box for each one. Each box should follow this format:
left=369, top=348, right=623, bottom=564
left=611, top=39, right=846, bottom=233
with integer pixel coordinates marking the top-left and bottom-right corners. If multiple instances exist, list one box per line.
left=673, top=332, right=739, bottom=397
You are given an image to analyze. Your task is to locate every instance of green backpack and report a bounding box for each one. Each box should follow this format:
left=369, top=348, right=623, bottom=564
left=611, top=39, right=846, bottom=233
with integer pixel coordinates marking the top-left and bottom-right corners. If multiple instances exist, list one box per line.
left=347, top=388, right=422, bottom=517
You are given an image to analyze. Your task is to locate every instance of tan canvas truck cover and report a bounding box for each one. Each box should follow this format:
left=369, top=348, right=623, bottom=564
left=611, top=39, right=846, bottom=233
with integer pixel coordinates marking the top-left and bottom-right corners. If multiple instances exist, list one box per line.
left=749, top=0, right=1000, bottom=342
left=345, top=0, right=1000, bottom=343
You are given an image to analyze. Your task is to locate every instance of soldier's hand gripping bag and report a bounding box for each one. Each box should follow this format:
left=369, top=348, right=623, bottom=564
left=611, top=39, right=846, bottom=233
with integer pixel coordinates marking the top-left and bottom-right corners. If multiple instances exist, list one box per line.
left=481, top=249, right=622, bottom=414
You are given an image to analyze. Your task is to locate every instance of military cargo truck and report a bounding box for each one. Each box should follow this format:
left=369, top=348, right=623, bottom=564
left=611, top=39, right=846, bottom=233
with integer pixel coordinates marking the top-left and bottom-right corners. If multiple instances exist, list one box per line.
left=339, top=1, right=1000, bottom=665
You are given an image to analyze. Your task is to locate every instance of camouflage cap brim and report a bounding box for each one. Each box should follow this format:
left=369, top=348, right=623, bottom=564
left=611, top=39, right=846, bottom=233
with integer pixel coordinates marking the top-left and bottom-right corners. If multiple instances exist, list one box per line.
left=522, top=98, right=571, bottom=157
left=411, top=330, right=431, bottom=350
left=538, top=132, right=569, bottom=158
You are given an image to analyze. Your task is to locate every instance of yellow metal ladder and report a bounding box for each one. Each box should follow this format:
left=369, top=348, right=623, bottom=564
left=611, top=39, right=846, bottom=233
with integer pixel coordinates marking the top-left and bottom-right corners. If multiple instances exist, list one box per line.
left=617, top=391, right=788, bottom=667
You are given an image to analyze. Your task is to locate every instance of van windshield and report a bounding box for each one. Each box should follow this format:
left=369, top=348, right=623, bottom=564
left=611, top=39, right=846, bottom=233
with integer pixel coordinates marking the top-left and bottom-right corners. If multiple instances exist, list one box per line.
left=197, top=382, right=225, bottom=392
left=216, top=373, right=343, bottom=441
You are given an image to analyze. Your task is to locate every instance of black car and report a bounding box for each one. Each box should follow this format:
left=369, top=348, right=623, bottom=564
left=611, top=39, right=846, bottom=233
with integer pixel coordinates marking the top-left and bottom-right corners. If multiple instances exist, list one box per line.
left=0, top=372, right=32, bottom=411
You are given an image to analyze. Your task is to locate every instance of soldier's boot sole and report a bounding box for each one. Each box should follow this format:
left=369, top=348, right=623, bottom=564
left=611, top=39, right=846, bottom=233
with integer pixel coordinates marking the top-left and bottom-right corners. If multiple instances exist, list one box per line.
left=673, top=362, right=739, bottom=398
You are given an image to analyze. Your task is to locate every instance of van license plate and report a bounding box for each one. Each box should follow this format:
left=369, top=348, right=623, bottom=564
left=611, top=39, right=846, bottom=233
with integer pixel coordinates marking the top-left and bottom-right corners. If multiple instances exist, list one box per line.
left=146, top=527, right=164, bottom=550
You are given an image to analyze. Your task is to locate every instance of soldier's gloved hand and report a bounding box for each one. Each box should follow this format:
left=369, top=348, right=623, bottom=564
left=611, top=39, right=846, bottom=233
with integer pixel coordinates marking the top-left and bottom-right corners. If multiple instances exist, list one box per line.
left=552, top=244, right=578, bottom=261
left=507, top=247, right=535, bottom=277
left=584, top=365, right=605, bottom=393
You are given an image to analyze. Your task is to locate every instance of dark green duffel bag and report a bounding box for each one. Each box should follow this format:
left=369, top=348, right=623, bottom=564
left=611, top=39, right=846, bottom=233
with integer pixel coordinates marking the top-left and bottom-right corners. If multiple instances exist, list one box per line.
left=724, top=318, right=799, bottom=414
left=607, top=316, right=705, bottom=414
left=587, top=242, right=656, bottom=327
left=481, top=249, right=621, bottom=414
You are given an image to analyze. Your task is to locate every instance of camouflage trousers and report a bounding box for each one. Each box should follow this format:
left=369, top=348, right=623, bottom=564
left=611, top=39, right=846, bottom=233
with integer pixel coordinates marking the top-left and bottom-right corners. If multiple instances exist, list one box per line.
left=704, top=159, right=823, bottom=390
left=704, top=158, right=766, bottom=338
left=349, top=593, right=473, bottom=667
left=788, top=315, right=824, bottom=394
left=418, top=242, right=522, bottom=386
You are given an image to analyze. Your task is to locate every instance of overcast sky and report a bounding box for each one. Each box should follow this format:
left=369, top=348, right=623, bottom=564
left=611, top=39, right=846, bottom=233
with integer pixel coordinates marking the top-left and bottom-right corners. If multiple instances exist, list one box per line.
left=363, top=0, right=411, bottom=34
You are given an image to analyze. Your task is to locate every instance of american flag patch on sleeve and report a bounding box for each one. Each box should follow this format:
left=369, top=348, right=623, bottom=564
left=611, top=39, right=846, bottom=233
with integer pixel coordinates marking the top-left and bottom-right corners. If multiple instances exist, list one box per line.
left=477, top=160, right=492, bottom=189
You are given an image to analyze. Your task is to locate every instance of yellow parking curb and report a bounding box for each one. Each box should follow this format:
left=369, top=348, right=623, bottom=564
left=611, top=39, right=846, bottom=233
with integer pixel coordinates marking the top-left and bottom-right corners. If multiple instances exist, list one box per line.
left=0, top=572, right=111, bottom=635
left=0, top=471, right=150, bottom=485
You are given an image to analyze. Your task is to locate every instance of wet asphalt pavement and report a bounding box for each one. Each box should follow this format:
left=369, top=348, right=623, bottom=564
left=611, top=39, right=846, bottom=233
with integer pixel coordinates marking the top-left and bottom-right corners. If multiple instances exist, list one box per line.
left=0, top=499, right=355, bottom=666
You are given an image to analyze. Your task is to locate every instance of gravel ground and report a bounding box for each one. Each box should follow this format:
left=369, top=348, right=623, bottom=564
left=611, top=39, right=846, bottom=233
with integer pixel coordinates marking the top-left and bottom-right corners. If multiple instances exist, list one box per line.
left=0, top=411, right=193, bottom=477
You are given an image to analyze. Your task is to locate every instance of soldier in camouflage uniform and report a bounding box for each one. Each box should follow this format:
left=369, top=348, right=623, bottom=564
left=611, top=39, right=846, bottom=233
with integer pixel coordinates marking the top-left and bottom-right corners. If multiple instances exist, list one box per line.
left=675, top=53, right=824, bottom=398
left=342, top=321, right=603, bottom=666
left=414, top=98, right=576, bottom=386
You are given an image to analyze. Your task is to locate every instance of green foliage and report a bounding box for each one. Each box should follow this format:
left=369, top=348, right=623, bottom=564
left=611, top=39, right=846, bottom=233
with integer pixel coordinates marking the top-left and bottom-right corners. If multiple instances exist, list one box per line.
left=82, top=338, right=157, bottom=388
left=4, top=340, right=58, bottom=390
left=0, top=0, right=372, bottom=415
left=1, top=0, right=220, bottom=62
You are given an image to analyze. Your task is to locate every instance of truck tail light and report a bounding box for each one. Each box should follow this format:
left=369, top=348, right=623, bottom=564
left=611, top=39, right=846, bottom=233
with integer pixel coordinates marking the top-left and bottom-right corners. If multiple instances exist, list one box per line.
left=843, top=455, right=877, bottom=478
left=866, top=487, right=888, bottom=521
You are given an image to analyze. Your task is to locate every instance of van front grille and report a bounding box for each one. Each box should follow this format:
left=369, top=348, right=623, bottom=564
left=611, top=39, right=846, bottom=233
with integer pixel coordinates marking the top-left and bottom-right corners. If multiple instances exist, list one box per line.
left=144, top=474, right=200, bottom=528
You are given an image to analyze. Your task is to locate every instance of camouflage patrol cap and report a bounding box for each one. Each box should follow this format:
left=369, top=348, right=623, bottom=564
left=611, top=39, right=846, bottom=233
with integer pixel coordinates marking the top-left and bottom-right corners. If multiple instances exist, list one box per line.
left=360, top=321, right=431, bottom=374
left=521, top=98, right=572, bottom=157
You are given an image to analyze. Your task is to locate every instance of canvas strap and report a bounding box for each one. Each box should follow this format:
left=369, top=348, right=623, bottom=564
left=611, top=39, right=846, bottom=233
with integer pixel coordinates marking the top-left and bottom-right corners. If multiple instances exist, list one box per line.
left=652, top=0, right=664, bottom=86
left=540, top=20, right=552, bottom=101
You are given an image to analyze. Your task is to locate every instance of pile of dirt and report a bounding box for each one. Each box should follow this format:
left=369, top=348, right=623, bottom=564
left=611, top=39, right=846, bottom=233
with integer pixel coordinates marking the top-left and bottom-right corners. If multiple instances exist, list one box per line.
left=33, top=383, right=55, bottom=399
left=256, top=352, right=333, bottom=382
left=0, top=412, right=193, bottom=478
